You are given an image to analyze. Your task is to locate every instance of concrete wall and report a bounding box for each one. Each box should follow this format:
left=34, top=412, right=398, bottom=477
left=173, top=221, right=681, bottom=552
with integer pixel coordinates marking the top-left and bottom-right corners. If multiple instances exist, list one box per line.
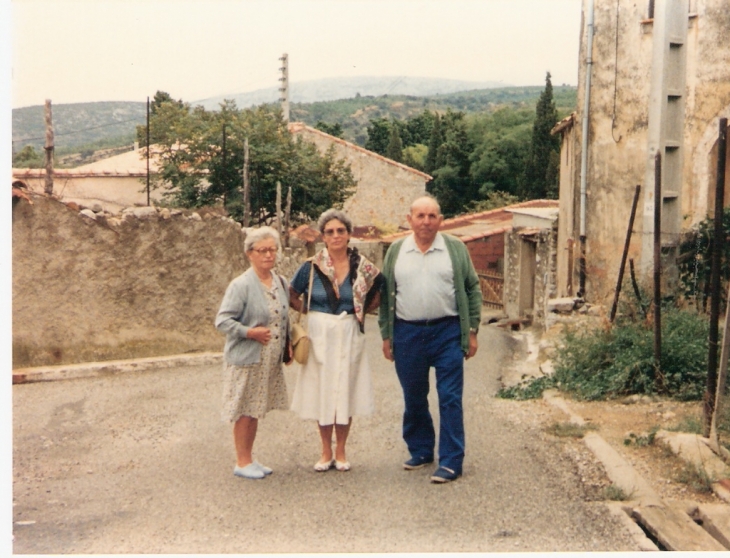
left=290, top=124, right=429, bottom=229
left=558, top=0, right=730, bottom=304
left=12, top=193, right=307, bottom=368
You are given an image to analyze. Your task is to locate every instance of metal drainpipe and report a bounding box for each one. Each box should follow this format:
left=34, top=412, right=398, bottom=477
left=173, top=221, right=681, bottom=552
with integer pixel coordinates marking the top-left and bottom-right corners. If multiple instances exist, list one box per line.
left=578, top=0, right=595, bottom=298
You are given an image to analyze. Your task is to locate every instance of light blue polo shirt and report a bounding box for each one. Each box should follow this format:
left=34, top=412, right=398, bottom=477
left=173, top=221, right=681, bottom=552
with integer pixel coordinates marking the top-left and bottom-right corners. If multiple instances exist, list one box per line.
left=393, top=232, right=457, bottom=321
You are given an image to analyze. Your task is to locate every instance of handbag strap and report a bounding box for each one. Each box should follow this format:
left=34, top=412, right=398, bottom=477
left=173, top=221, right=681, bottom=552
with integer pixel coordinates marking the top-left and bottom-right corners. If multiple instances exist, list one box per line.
left=296, top=259, right=314, bottom=324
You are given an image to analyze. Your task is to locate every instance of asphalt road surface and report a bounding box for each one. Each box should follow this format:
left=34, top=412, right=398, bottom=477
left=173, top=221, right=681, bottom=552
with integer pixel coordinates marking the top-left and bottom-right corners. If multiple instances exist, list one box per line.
left=13, top=316, right=638, bottom=553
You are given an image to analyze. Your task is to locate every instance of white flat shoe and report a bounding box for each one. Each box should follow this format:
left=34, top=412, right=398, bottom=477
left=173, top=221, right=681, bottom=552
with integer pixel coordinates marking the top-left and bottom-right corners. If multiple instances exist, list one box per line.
left=335, top=460, right=351, bottom=472
left=314, top=459, right=334, bottom=472
left=253, top=461, right=273, bottom=475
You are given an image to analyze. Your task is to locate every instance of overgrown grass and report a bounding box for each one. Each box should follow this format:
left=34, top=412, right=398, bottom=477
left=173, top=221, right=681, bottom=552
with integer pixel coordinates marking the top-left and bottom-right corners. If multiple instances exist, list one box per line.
left=498, top=307, right=709, bottom=401
left=623, top=426, right=660, bottom=447
left=545, top=421, right=598, bottom=438
left=665, top=416, right=703, bottom=434
left=601, top=485, right=631, bottom=501
left=675, top=462, right=715, bottom=493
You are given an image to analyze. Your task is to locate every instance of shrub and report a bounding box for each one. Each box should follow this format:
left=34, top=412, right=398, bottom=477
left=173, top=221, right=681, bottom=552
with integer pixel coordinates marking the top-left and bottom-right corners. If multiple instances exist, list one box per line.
left=498, top=306, right=709, bottom=401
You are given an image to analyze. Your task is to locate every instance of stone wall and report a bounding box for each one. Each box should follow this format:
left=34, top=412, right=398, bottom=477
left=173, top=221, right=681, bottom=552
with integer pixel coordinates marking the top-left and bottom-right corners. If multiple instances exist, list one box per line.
left=503, top=225, right=558, bottom=327
left=289, top=123, right=429, bottom=229
left=12, top=193, right=307, bottom=368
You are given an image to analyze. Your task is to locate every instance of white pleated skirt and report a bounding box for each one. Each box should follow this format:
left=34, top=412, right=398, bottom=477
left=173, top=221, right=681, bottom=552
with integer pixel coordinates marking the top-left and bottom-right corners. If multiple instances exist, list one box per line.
left=290, top=311, right=374, bottom=425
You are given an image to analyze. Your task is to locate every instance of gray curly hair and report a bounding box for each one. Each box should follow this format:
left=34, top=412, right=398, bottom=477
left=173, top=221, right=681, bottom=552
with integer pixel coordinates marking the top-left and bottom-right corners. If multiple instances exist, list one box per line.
left=317, top=209, right=353, bottom=235
left=244, top=226, right=281, bottom=253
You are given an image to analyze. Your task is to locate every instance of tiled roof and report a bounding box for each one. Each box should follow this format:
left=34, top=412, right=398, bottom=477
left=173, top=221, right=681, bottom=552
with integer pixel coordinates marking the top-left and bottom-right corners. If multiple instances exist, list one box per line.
left=12, top=145, right=166, bottom=178
left=381, top=199, right=559, bottom=243
left=288, top=122, right=432, bottom=180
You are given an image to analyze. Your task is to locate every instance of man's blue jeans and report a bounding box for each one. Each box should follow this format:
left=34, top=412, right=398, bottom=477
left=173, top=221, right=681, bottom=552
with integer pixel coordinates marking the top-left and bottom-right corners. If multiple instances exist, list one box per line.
left=393, top=317, right=465, bottom=474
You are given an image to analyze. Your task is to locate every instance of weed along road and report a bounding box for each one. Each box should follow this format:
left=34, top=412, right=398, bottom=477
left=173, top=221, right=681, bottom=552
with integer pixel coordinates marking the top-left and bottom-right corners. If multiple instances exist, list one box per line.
left=12, top=316, right=638, bottom=553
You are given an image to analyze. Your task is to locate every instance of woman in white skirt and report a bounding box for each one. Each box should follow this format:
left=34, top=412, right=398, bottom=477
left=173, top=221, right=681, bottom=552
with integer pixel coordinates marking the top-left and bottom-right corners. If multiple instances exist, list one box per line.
left=289, top=209, right=383, bottom=472
left=215, top=227, right=291, bottom=480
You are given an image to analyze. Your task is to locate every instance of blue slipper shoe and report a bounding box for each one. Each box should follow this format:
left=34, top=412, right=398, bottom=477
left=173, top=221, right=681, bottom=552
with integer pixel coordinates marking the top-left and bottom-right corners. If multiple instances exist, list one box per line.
left=430, top=466, right=460, bottom=483
left=234, top=463, right=265, bottom=479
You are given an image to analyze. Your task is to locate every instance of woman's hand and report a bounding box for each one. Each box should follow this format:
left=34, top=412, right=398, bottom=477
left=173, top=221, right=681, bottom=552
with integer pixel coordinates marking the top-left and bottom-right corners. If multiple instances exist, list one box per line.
left=247, top=326, right=272, bottom=345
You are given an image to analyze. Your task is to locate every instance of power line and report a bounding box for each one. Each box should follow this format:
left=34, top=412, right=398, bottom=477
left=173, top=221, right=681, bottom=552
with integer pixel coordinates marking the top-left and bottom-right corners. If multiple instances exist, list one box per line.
left=12, top=116, right=144, bottom=143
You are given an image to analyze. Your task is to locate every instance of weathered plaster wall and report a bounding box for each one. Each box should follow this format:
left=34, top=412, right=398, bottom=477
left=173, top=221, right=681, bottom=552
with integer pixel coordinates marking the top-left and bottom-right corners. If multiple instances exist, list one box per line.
left=290, top=124, right=429, bottom=229
left=559, top=0, right=730, bottom=304
left=12, top=194, right=306, bottom=368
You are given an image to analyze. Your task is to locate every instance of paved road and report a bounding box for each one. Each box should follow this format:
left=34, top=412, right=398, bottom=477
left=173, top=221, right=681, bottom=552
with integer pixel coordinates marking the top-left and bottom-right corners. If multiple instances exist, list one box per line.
left=13, top=316, right=638, bottom=553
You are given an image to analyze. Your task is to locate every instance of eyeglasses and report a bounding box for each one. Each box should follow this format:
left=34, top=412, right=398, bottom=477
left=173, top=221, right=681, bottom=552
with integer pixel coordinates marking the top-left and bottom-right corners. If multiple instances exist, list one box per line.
left=323, top=227, right=348, bottom=237
left=251, top=247, right=277, bottom=255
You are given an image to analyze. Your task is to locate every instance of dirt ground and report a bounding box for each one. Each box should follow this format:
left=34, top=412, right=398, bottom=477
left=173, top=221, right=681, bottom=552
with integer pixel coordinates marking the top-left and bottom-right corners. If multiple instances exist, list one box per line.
left=511, top=395, right=728, bottom=503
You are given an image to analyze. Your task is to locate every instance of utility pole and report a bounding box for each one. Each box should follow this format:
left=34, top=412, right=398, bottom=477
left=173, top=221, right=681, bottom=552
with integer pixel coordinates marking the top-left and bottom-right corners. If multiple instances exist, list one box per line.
left=278, top=53, right=290, bottom=122
left=276, top=181, right=283, bottom=241
left=44, top=99, right=54, bottom=195
left=284, top=185, right=292, bottom=248
left=243, top=138, right=251, bottom=227
left=146, top=96, right=150, bottom=206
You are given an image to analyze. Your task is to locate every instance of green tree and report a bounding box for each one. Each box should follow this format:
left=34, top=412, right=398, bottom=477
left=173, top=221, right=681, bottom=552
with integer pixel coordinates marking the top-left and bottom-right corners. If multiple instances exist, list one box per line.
left=13, top=145, right=43, bottom=168
left=364, top=118, right=391, bottom=155
left=468, top=107, right=533, bottom=199
left=142, top=96, right=355, bottom=224
left=402, top=144, right=428, bottom=171
left=520, top=72, right=560, bottom=199
left=406, top=110, right=437, bottom=147
left=424, top=113, right=443, bottom=175
left=386, top=123, right=403, bottom=162
left=314, top=121, right=344, bottom=138
left=429, top=110, right=475, bottom=217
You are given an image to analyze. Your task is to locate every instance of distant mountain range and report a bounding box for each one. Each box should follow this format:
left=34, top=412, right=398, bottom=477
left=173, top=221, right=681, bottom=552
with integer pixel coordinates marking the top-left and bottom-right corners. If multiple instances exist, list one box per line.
left=13, top=76, right=574, bottom=159
left=195, top=76, right=509, bottom=110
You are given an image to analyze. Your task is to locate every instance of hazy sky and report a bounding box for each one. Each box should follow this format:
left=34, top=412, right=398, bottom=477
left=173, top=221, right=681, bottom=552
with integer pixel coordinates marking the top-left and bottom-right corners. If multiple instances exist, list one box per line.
left=11, top=0, right=583, bottom=109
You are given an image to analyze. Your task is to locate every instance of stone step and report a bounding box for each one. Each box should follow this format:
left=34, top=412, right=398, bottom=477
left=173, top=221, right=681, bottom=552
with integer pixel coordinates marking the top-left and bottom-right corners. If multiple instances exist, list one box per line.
left=632, top=505, right=727, bottom=551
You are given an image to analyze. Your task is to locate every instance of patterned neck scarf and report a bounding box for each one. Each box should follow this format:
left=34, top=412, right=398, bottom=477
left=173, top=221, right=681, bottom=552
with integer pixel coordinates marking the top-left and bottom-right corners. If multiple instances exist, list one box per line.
left=311, top=247, right=380, bottom=324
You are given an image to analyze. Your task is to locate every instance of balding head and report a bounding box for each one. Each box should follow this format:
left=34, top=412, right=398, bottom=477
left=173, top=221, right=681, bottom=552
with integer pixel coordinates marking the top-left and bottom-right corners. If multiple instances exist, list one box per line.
left=407, top=195, right=443, bottom=251
left=410, top=195, right=441, bottom=217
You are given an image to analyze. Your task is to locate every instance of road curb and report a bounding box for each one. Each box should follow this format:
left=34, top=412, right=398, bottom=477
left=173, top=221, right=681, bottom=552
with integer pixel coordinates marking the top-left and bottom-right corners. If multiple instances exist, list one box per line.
left=12, top=352, right=224, bottom=384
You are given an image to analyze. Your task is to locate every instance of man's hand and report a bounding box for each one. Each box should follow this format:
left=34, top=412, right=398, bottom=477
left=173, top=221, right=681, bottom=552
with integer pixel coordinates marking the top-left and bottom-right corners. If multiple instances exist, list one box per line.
left=466, top=331, right=478, bottom=359
left=382, top=339, right=394, bottom=361
left=247, top=326, right=272, bottom=345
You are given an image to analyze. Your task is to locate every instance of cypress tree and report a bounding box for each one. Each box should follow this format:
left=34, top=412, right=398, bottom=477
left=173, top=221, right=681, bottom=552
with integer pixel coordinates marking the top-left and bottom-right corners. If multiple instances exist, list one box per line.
left=424, top=113, right=443, bottom=175
left=386, top=122, right=403, bottom=162
left=521, top=72, right=560, bottom=199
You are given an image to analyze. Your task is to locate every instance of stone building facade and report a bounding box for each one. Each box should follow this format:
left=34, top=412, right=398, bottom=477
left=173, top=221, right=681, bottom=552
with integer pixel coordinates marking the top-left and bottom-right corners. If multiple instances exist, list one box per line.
left=555, top=0, right=730, bottom=303
left=288, top=123, right=430, bottom=229
left=503, top=209, right=559, bottom=324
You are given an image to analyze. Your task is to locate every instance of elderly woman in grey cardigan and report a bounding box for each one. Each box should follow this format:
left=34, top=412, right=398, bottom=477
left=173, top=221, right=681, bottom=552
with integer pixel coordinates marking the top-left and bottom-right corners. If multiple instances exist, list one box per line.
left=215, top=226, right=291, bottom=480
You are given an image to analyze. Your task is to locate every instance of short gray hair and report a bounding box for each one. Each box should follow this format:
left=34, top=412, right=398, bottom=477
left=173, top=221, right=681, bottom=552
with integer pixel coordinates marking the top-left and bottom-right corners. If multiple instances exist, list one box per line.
left=317, top=209, right=353, bottom=235
left=244, top=226, right=281, bottom=253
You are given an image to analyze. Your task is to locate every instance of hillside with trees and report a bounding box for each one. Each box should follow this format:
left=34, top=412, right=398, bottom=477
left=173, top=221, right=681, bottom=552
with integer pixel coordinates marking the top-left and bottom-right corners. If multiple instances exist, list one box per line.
left=14, top=78, right=572, bottom=219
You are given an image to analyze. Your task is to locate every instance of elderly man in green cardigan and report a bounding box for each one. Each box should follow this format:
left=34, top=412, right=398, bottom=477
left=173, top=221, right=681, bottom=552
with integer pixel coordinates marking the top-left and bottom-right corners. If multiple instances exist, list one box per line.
left=379, top=195, right=482, bottom=483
